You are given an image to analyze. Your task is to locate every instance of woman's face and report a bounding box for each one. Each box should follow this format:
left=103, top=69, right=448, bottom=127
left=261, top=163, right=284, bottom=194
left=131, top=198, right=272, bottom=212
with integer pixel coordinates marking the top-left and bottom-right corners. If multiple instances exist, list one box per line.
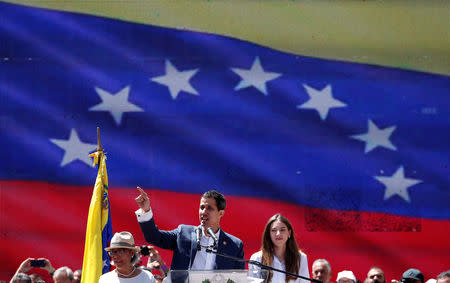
left=109, top=248, right=134, bottom=269
left=269, top=220, right=291, bottom=249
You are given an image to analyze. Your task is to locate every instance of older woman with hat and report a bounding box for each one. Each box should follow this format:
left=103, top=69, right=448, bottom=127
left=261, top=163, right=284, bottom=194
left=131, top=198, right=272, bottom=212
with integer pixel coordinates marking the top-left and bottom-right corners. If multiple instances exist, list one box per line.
left=99, top=231, right=155, bottom=283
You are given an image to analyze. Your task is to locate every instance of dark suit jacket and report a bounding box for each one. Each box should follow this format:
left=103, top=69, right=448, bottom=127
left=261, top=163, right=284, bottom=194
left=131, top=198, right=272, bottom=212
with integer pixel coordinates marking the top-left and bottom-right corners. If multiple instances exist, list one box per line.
left=139, top=218, right=245, bottom=270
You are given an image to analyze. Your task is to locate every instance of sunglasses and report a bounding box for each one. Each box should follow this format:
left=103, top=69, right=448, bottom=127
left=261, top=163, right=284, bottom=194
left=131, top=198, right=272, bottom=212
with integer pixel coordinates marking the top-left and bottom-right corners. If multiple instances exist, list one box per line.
left=108, top=248, right=129, bottom=256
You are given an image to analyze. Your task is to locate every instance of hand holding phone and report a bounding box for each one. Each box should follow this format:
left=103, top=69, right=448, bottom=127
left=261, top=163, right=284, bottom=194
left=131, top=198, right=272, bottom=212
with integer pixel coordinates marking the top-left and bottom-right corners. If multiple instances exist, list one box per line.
left=30, top=259, right=46, bottom=268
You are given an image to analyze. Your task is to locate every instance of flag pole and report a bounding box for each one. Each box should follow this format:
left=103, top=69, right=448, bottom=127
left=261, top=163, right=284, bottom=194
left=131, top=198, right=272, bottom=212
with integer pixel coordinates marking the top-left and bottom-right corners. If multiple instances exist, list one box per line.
left=82, top=127, right=113, bottom=283
left=96, top=127, right=103, bottom=167
left=97, top=127, right=103, bottom=152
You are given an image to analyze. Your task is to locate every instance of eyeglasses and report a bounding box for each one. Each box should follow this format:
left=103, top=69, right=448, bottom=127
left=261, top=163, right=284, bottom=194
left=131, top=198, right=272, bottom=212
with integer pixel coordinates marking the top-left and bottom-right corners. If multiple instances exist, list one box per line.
left=108, top=248, right=127, bottom=256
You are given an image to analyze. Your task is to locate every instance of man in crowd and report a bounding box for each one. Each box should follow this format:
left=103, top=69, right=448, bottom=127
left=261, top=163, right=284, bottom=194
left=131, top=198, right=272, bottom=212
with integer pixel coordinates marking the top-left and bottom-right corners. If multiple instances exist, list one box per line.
left=10, top=273, right=31, bottom=283
left=437, top=271, right=450, bottom=283
left=399, top=269, right=424, bottom=283
left=366, top=267, right=386, bottom=283
left=337, top=270, right=357, bottom=283
left=52, top=267, right=73, bottom=283
left=312, top=259, right=332, bottom=283
left=72, top=269, right=81, bottom=283
left=135, top=187, right=245, bottom=270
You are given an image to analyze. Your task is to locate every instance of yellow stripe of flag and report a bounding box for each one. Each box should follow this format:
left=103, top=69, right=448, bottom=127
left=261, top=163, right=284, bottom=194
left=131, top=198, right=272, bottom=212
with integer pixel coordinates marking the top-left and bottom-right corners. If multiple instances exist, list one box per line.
left=3, top=0, right=450, bottom=75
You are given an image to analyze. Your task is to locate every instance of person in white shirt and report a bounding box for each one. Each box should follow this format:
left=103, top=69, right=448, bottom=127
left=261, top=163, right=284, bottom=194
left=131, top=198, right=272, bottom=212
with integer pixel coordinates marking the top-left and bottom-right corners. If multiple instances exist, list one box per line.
left=99, top=231, right=155, bottom=283
left=249, top=214, right=309, bottom=283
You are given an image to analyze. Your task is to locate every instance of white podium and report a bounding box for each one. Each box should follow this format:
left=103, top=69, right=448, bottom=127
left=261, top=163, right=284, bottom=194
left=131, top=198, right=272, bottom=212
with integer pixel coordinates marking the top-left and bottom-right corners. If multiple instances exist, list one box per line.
left=166, top=269, right=268, bottom=283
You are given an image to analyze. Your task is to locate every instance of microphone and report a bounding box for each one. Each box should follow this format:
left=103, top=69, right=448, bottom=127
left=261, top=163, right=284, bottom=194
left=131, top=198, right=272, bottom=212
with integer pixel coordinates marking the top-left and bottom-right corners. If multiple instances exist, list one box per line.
left=196, top=227, right=201, bottom=251
left=206, top=227, right=218, bottom=248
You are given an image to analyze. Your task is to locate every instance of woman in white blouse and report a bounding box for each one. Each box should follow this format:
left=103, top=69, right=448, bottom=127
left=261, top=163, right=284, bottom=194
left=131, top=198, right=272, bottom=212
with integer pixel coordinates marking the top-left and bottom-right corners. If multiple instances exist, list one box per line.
left=99, top=231, right=155, bottom=283
left=249, top=214, right=309, bottom=283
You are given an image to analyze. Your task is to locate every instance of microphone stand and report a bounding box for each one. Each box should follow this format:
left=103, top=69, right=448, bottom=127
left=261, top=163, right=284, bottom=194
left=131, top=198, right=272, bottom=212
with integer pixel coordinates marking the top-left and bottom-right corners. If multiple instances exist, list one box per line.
left=205, top=247, right=322, bottom=283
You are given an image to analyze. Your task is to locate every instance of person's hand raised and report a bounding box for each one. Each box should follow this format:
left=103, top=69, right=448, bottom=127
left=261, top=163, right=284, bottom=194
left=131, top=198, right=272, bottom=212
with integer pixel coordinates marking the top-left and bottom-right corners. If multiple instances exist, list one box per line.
left=148, top=246, right=163, bottom=265
left=17, top=258, right=33, bottom=273
left=135, top=187, right=151, bottom=212
left=38, top=257, right=55, bottom=274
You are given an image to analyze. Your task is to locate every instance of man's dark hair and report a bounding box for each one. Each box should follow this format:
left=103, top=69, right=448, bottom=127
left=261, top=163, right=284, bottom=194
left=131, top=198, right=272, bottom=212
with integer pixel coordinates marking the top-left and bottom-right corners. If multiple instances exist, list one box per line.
left=11, top=273, right=31, bottom=283
left=202, top=190, right=226, bottom=211
left=437, top=270, right=450, bottom=280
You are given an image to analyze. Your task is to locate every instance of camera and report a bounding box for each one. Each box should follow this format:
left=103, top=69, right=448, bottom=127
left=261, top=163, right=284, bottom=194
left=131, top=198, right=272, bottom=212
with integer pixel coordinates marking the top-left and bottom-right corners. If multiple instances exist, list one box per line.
left=30, top=260, right=46, bottom=268
left=140, top=245, right=150, bottom=256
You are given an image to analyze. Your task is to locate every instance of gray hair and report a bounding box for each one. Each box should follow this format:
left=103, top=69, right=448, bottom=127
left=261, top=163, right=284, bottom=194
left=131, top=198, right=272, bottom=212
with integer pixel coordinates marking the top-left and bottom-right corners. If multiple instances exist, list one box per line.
left=11, top=273, right=31, bottom=283
left=437, top=271, right=450, bottom=281
left=54, top=266, right=74, bottom=280
left=131, top=251, right=140, bottom=266
left=313, top=258, right=332, bottom=273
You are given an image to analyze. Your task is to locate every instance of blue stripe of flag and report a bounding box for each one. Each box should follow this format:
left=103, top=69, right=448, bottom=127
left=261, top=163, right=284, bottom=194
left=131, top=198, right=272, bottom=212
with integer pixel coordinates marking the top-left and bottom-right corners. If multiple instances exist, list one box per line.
left=0, top=2, right=449, bottom=219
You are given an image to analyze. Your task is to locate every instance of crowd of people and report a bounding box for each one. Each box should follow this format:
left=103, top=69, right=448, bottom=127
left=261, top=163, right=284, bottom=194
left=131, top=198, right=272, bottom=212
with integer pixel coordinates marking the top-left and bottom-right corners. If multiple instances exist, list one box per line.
left=9, top=259, right=82, bottom=283
left=9, top=189, right=450, bottom=283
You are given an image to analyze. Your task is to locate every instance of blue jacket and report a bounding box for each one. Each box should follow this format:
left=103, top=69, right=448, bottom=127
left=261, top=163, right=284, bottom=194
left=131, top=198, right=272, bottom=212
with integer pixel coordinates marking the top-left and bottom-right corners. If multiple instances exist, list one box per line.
left=139, top=218, right=245, bottom=270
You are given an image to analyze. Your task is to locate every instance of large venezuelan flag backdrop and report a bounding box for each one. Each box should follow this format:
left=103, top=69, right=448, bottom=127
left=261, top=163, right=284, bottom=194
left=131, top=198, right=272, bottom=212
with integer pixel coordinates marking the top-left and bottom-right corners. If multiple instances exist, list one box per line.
left=1, top=0, right=449, bottom=281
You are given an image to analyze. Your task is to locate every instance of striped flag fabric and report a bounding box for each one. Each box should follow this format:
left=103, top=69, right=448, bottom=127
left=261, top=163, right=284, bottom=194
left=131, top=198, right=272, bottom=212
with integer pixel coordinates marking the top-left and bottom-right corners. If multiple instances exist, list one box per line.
left=0, top=1, right=449, bottom=281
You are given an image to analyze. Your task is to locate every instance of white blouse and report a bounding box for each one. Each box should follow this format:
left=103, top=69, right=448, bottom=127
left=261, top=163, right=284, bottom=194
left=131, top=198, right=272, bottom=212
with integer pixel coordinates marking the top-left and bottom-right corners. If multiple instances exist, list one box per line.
left=99, top=269, right=156, bottom=283
left=248, top=251, right=310, bottom=283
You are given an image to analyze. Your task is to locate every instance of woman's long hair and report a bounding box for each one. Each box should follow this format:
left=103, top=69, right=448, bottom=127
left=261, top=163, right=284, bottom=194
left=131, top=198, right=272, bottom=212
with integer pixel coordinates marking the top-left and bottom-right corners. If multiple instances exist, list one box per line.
left=261, top=214, right=301, bottom=283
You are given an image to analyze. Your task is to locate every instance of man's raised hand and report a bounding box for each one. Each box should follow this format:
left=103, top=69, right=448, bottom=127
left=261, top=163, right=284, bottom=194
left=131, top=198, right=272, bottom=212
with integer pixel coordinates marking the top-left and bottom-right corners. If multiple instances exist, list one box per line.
left=135, top=186, right=151, bottom=212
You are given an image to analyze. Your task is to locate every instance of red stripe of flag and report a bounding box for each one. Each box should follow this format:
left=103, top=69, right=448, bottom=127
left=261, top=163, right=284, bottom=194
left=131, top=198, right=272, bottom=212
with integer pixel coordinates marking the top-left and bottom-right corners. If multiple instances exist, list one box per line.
left=1, top=181, right=448, bottom=281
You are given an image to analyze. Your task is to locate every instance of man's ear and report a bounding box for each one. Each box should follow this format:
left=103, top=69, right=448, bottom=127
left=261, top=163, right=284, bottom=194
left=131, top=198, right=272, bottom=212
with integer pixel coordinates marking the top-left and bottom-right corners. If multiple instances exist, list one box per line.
left=219, top=209, right=225, bottom=218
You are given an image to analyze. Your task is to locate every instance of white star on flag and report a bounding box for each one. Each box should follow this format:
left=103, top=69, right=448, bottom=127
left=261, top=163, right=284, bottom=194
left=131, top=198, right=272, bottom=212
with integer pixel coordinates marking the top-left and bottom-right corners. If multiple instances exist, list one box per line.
left=297, top=84, right=347, bottom=120
left=351, top=119, right=397, bottom=153
left=231, top=56, right=281, bottom=95
left=89, top=86, right=143, bottom=126
left=50, top=129, right=97, bottom=167
left=151, top=59, right=199, bottom=99
left=374, top=166, right=422, bottom=202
